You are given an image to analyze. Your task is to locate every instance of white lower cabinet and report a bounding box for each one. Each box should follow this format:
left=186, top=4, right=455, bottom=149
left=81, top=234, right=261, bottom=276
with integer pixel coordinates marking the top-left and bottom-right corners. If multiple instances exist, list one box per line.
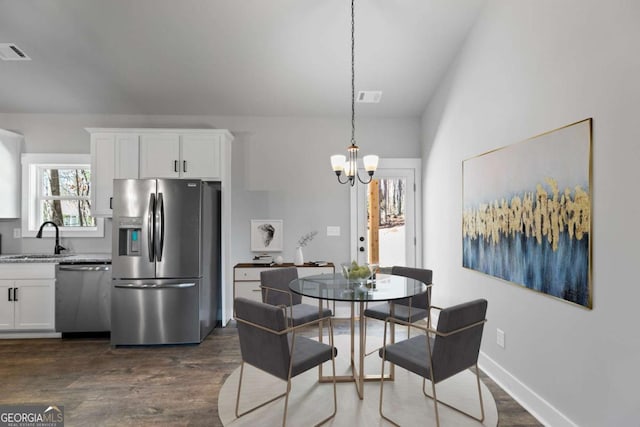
left=0, top=265, right=55, bottom=331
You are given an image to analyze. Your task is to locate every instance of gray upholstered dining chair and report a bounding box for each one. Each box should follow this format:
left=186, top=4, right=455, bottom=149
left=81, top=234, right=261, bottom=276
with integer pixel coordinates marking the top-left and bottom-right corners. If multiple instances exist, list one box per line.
left=378, top=298, right=488, bottom=427
left=363, top=266, right=433, bottom=355
left=234, top=297, right=338, bottom=427
left=261, top=267, right=332, bottom=327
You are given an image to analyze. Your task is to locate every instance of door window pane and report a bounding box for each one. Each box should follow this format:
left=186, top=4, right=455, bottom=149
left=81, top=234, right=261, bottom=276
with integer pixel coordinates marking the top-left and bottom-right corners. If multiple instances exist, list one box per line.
left=368, top=177, right=407, bottom=267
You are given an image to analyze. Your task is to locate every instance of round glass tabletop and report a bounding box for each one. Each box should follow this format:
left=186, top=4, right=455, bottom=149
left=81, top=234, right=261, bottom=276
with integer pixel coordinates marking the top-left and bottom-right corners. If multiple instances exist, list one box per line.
left=289, top=273, right=429, bottom=302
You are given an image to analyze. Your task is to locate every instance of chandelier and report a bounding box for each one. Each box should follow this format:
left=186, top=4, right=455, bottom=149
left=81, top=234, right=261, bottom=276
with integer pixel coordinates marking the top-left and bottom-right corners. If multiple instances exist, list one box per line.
left=330, top=0, right=378, bottom=186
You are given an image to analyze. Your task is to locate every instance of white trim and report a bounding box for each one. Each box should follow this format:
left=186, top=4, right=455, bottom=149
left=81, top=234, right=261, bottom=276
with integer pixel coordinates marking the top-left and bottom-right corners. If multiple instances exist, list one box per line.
left=0, top=332, right=61, bottom=339
left=479, top=351, right=578, bottom=427
left=85, top=127, right=233, bottom=139
left=21, top=153, right=104, bottom=238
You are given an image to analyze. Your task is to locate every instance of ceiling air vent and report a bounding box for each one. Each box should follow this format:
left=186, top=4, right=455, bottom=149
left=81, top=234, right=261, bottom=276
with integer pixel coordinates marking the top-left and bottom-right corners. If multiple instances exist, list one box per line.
left=0, top=43, right=31, bottom=61
left=357, top=90, right=382, bottom=103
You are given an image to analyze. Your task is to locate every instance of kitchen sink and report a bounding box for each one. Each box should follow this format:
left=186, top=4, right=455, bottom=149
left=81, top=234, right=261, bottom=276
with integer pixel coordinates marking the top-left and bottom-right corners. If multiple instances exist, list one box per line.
left=0, top=254, right=72, bottom=259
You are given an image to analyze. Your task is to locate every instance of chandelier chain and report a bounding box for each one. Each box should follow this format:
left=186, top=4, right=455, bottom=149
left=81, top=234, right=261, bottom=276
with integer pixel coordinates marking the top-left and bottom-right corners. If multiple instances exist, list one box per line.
left=330, top=0, right=377, bottom=186
left=351, top=0, right=355, bottom=145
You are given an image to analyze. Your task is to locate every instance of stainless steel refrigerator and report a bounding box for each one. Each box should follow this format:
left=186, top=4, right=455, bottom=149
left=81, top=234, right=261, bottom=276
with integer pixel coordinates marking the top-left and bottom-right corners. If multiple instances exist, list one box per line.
left=110, top=179, right=221, bottom=346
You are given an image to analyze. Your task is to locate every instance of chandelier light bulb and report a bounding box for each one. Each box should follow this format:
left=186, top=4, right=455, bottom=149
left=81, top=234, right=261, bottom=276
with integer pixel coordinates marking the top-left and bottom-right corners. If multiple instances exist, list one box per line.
left=331, top=154, right=346, bottom=172
left=363, top=154, right=379, bottom=173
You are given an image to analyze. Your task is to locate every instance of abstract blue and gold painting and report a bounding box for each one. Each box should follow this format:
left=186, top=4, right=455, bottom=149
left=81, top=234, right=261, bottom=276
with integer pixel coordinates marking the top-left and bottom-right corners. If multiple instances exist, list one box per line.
left=462, top=119, right=592, bottom=309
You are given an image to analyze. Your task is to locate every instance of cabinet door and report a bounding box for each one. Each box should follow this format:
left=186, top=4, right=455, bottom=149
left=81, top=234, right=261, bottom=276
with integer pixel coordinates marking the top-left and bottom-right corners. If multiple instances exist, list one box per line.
left=114, top=134, right=139, bottom=179
left=0, top=133, right=21, bottom=218
left=0, top=281, right=14, bottom=330
left=181, top=134, right=221, bottom=179
left=140, top=134, right=180, bottom=178
left=90, top=133, right=116, bottom=216
left=13, top=280, right=55, bottom=330
left=90, top=133, right=139, bottom=217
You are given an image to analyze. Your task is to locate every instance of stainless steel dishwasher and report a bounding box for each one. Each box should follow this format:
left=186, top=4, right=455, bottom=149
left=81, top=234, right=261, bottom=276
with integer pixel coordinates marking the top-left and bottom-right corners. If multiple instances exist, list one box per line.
left=55, top=263, right=111, bottom=334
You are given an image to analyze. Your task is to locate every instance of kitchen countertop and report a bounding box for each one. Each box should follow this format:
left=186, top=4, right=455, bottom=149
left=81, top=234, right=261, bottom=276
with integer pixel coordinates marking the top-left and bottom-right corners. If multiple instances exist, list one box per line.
left=0, top=253, right=111, bottom=264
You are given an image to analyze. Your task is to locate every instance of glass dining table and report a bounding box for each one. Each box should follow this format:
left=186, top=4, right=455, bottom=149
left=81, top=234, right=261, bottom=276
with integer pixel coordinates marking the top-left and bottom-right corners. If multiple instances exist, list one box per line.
left=289, top=272, right=430, bottom=399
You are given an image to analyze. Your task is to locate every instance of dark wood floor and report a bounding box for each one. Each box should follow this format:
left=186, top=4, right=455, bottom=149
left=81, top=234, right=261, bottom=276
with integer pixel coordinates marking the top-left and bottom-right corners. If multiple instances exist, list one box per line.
left=0, top=323, right=541, bottom=426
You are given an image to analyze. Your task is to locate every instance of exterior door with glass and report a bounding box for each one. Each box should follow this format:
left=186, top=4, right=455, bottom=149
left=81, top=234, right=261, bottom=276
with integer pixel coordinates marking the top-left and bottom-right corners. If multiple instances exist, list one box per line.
left=351, top=159, right=421, bottom=269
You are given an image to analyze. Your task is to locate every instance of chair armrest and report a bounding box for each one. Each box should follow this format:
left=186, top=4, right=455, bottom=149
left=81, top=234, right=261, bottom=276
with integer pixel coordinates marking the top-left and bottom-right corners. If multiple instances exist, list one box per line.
left=235, top=316, right=290, bottom=336
left=383, top=316, right=431, bottom=333
left=260, top=285, right=294, bottom=322
left=382, top=315, right=486, bottom=337
left=288, top=314, right=334, bottom=333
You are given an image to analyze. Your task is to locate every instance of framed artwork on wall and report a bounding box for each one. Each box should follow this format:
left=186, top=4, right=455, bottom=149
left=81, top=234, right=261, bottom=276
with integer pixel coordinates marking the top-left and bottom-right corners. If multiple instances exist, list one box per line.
left=462, top=118, right=592, bottom=309
left=250, top=219, right=284, bottom=252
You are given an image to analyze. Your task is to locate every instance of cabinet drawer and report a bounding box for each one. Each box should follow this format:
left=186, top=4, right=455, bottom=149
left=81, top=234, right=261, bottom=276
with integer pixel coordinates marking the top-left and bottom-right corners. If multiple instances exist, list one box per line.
left=0, top=264, right=56, bottom=279
left=234, top=268, right=265, bottom=281
left=234, top=282, right=262, bottom=302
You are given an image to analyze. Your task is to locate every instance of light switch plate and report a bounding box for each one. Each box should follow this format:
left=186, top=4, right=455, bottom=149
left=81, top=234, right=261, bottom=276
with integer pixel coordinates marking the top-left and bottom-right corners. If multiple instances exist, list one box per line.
left=13, top=228, right=20, bottom=238
left=326, top=226, right=341, bottom=237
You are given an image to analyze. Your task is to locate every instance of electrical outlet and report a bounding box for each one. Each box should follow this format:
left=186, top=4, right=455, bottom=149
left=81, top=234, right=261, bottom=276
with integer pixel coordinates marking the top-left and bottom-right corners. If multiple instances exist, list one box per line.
left=497, top=328, right=505, bottom=348
left=13, top=228, right=21, bottom=239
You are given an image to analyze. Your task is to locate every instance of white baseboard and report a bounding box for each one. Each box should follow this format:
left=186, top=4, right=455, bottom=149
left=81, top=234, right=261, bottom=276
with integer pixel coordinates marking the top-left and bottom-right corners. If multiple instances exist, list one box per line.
left=0, top=332, right=61, bottom=339
left=478, top=352, right=577, bottom=427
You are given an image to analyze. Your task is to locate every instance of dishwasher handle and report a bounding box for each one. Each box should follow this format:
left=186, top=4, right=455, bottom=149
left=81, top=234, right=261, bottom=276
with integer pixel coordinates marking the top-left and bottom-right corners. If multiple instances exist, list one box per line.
left=58, top=265, right=111, bottom=272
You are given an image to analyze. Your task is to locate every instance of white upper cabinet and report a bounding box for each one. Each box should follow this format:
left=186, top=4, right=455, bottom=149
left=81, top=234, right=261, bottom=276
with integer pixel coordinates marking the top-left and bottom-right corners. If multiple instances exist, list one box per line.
left=0, top=129, right=23, bottom=218
left=88, top=128, right=233, bottom=217
left=139, top=131, right=222, bottom=180
left=181, top=134, right=221, bottom=179
left=139, top=133, right=181, bottom=178
left=88, top=130, right=140, bottom=217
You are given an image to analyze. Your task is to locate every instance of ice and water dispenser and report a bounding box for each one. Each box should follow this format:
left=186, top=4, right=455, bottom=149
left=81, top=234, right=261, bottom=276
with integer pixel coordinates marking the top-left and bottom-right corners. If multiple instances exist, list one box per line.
left=117, top=217, right=143, bottom=256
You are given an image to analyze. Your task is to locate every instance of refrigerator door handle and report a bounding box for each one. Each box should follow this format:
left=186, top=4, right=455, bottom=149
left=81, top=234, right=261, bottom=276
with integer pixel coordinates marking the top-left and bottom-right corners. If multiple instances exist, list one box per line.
left=58, top=265, right=111, bottom=272
left=115, top=282, right=196, bottom=289
left=155, top=192, right=165, bottom=261
left=147, top=193, right=156, bottom=262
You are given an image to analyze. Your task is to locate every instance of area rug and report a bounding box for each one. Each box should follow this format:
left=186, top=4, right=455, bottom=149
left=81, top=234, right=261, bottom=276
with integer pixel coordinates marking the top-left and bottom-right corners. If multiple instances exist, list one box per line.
left=218, top=335, right=498, bottom=426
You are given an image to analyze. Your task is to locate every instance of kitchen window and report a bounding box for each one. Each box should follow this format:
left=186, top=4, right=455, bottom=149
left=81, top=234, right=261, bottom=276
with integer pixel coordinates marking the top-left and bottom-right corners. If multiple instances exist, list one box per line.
left=21, top=153, right=104, bottom=237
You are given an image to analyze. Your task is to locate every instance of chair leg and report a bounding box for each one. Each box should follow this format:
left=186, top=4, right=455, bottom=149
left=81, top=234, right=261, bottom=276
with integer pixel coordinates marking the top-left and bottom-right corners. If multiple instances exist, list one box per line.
left=430, top=374, right=441, bottom=427
left=378, top=322, right=402, bottom=427
left=474, top=364, right=486, bottom=422
left=422, top=365, right=485, bottom=423
left=235, top=361, right=287, bottom=419
left=314, top=319, right=338, bottom=426
left=282, top=378, right=292, bottom=427
left=283, top=323, right=338, bottom=427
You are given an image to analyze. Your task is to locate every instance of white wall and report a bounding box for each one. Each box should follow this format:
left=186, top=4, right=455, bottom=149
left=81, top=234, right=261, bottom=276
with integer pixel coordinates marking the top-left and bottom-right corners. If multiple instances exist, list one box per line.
left=0, top=113, right=420, bottom=310
left=420, top=1, right=640, bottom=425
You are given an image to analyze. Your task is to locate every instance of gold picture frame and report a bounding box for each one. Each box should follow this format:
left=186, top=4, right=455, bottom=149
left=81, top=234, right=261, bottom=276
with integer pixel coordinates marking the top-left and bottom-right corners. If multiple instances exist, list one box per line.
left=462, top=118, right=593, bottom=309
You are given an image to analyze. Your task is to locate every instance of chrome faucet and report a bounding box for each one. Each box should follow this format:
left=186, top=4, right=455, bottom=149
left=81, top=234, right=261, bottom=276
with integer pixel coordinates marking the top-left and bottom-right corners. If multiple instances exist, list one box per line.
left=36, top=221, right=66, bottom=254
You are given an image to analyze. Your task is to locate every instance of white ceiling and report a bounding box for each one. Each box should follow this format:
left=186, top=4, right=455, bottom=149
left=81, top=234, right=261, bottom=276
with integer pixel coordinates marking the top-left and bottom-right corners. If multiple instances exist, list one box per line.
left=0, top=0, right=485, bottom=117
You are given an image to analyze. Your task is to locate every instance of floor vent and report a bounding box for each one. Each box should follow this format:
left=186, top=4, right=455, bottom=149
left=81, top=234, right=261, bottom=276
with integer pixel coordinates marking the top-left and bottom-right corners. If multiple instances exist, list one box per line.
left=357, top=90, right=382, bottom=103
left=0, top=43, right=31, bottom=61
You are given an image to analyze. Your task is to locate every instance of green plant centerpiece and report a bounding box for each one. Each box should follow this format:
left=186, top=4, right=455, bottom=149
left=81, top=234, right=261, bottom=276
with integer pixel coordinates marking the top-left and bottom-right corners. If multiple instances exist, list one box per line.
left=342, top=261, right=372, bottom=284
